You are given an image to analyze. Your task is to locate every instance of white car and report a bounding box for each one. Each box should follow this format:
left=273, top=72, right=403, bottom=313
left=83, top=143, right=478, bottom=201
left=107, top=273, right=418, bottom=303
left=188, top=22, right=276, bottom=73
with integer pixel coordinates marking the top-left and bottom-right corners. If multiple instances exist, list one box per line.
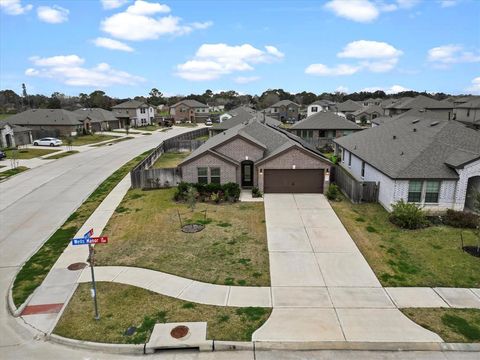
left=205, top=119, right=213, bottom=126
left=33, top=137, right=63, bottom=147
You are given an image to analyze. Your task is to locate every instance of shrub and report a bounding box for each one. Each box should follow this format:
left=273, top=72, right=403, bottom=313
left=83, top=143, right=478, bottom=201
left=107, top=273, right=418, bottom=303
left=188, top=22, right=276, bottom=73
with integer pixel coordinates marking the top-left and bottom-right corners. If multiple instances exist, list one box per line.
left=326, top=183, right=341, bottom=201
left=174, top=182, right=240, bottom=203
left=389, top=200, right=428, bottom=229
left=443, top=209, right=479, bottom=229
left=223, top=182, right=241, bottom=201
left=329, top=154, right=339, bottom=164
left=252, top=187, right=263, bottom=198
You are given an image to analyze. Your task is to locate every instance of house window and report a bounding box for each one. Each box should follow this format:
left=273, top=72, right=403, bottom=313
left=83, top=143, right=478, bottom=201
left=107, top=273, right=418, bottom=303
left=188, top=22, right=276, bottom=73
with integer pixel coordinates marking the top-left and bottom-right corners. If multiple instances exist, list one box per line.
left=197, top=167, right=208, bottom=184
left=311, top=106, right=318, bottom=112
left=425, top=181, right=440, bottom=203
left=319, top=130, right=326, bottom=138
left=408, top=181, right=422, bottom=202
left=348, top=152, right=352, bottom=167
left=210, top=167, right=221, bottom=184
left=467, top=109, right=470, bottom=117
left=361, top=161, right=365, bottom=178
left=140, top=108, right=146, bottom=114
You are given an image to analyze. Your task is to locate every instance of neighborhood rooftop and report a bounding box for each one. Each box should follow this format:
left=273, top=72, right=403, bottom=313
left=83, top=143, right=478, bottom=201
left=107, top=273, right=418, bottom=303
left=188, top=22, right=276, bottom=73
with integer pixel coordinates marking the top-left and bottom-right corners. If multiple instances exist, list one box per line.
left=291, top=111, right=362, bottom=130
left=111, top=99, right=149, bottom=109
left=171, top=99, right=209, bottom=108
left=4, top=109, right=86, bottom=126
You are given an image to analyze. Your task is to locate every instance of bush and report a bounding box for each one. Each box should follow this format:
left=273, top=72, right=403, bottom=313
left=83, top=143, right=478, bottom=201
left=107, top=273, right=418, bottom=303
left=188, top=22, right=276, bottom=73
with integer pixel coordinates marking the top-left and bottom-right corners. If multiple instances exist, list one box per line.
left=174, top=182, right=240, bottom=203
left=389, top=200, right=428, bottom=229
left=326, top=184, right=341, bottom=201
left=443, top=209, right=479, bottom=229
left=252, top=187, right=263, bottom=198
left=223, top=182, right=241, bottom=201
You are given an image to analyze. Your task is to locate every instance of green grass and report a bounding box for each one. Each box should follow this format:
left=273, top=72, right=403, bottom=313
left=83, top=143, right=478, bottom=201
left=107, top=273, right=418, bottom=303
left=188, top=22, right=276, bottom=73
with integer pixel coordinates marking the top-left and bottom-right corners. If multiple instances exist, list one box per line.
left=12, top=150, right=153, bottom=307
left=42, top=150, right=79, bottom=160
left=91, top=136, right=134, bottom=147
left=62, top=134, right=118, bottom=146
left=151, top=152, right=190, bottom=169
left=0, top=114, right=12, bottom=120
left=95, top=188, right=270, bottom=286
left=175, top=123, right=198, bottom=127
left=4, top=148, right=59, bottom=159
left=330, top=201, right=480, bottom=288
left=55, top=283, right=271, bottom=344
left=0, top=166, right=29, bottom=180
left=402, top=308, right=480, bottom=342
left=135, top=125, right=159, bottom=132
left=194, top=135, right=209, bottom=141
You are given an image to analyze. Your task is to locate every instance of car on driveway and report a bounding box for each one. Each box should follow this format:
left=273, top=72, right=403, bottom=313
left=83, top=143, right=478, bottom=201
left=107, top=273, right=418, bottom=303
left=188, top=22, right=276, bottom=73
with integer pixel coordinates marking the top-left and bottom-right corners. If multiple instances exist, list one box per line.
left=205, top=119, right=213, bottom=126
left=33, top=137, right=63, bottom=147
left=0, top=150, right=6, bottom=160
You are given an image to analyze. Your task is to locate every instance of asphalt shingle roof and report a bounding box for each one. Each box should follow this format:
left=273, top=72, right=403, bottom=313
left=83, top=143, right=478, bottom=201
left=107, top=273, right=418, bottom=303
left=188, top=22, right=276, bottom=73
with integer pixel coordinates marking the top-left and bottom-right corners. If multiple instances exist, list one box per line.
left=171, top=99, right=209, bottom=108
left=291, top=111, right=362, bottom=130
left=393, top=95, right=453, bottom=110
left=112, top=100, right=149, bottom=109
left=74, top=108, right=119, bottom=123
left=352, top=104, right=383, bottom=116
left=5, top=109, right=86, bottom=126
left=334, top=114, right=480, bottom=179
left=270, top=100, right=300, bottom=107
left=212, top=108, right=280, bottom=131
left=335, top=99, right=363, bottom=112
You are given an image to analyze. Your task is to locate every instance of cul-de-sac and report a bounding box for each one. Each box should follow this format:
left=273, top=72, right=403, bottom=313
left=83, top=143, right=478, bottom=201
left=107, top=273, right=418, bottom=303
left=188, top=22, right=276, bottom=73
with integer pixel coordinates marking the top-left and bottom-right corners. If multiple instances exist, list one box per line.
left=1, top=1, right=479, bottom=359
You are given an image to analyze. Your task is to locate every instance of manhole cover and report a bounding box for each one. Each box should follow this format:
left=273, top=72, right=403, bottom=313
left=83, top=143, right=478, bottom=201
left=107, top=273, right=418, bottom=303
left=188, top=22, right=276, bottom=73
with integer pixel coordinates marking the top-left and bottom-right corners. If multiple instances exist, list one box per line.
left=170, top=325, right=189, bottom=339
left=67, top=262, right=87, bottom=271
left=181, top=224, right=205, bottom=233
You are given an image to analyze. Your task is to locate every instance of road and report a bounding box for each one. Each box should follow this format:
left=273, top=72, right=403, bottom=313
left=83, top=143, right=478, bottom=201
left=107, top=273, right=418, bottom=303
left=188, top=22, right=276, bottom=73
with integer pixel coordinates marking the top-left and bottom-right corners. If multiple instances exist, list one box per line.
left=0, top=127, right=477, bottom=359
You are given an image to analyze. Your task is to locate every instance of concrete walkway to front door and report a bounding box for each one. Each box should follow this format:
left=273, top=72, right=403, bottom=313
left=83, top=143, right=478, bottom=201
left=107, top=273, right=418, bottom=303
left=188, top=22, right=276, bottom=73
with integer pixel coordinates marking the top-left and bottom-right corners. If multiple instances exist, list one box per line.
left=253, top=194, right=443, bottom=343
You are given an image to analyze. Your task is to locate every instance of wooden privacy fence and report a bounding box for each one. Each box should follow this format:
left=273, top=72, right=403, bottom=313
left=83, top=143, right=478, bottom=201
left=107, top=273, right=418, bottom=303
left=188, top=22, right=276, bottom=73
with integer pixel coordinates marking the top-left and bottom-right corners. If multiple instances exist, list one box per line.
left=130, top=127, right=208, bottom=189
left=332, top=165, right=379, bottom=203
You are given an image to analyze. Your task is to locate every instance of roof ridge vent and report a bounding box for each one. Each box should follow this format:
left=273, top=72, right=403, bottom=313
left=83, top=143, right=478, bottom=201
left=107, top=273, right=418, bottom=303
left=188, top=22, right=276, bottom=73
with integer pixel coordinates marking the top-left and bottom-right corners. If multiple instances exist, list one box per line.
left=393, top=135, right=397, bottom=140
left=413, top=128, right=417, bottom=132
left=412, top=119, right=420, bottom=124
left=430, top=121, right=440, bottom=127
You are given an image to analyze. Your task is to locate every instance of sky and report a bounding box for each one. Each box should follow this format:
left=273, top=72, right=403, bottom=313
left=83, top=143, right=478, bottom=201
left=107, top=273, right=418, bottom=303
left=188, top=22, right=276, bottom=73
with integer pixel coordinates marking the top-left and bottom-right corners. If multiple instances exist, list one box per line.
left=0, top=0, right=479, bottom=98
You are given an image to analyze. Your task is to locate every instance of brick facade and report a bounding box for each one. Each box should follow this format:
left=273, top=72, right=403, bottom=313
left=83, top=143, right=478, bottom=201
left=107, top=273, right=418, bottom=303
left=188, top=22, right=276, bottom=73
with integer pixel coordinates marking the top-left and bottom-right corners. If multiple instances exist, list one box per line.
left=215, top=138, right=264, bottom=163
left=181, top=153, right=237, bottom=184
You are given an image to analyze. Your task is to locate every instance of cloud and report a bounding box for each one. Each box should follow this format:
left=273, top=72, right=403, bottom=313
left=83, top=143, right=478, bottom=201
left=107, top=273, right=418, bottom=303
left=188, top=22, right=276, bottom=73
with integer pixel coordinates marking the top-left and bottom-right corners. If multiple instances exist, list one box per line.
left=101, top=0, right=211, bottom=41
left=0, top=0, right=32, bottom=15
left=306, top=40, right=402, bottom=76
left=234, top=76, right=260, bottom=84
left=25, top=54, right=144, bottom=87
left=361, top=85, right=410, bottom=94
left=335, top=85, right=349, bottom=93
left=466, top=77, right=480, bottom=94
left=93, top=37, right=134, bottom=52
left=37, top=5, right=69, bottom=23
left=427, top=44, right=480, bottom=67
left=439, top=0, right=459, bottom=8
left=324, top=0, right=379, bottom=23
left=176, top=43, right=284, bottom=81
left=100, top=0, right=129, bottom=9
left=325, top=0, right=421, bottom=23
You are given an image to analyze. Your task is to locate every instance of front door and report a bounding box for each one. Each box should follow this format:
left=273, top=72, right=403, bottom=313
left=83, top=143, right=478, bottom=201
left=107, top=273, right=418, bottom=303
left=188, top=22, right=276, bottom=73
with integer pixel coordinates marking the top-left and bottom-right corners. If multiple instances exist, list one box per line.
left=241, top=161, right=254, bottom=187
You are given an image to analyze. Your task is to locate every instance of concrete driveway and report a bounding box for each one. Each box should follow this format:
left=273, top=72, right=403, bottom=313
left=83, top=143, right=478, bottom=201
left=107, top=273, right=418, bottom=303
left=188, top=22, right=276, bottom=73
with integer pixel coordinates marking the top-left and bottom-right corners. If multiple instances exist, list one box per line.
left=253, top=194, right=442, bottom=343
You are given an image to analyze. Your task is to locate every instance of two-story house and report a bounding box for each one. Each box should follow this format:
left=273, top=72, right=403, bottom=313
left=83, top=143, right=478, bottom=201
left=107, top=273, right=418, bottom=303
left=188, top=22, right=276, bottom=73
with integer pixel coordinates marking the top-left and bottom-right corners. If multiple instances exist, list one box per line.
left=169, top=99, right=209, bottom=124
left=267, top=100, right=300, bottom=123
left=306, top=100, right=336, bottom=118
left=112, top=100, right=155, bottom=127
left=454, top=98, right=480, bottom=129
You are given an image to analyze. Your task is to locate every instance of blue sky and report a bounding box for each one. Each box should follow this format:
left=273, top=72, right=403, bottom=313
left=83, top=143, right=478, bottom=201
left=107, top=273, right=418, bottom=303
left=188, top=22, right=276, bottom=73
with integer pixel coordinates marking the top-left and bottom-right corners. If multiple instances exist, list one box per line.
left=1, top=0, right=479, bottom=97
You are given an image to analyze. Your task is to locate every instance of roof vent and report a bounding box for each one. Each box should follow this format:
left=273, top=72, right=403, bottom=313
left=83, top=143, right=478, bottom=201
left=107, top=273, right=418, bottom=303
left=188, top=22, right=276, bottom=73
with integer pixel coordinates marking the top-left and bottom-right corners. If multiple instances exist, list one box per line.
left=400, top=151, right=404, bottom=155
left=413, top=128, right=417, bottom=132
left=412, top=119, right=420, bottom=124
left=430, top=121, right=439, bottom=127
left=393, top=135, right=397, bottom=140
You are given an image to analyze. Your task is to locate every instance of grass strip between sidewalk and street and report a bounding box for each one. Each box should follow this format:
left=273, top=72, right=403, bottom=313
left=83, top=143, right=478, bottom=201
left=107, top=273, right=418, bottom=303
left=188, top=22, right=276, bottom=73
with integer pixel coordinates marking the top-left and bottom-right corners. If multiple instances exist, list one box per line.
left=402, top=308, right=480, bottom=343
left=0, top=166, right=29, bottom=180
left=91, top=136, right=134, bottom=147
left=11, top=150, right=153, bottom=307
left=55, top=282, right=271, bottom=344
left=42, top=150, right=79, bottom=160
left=4, top=148, right=59, bottom=159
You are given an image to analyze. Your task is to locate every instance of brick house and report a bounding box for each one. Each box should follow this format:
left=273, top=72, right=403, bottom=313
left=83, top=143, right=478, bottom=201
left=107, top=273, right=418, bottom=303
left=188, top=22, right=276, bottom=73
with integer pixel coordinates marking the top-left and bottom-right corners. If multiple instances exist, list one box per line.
left=0, top=122, right=32, bottom=148
left=169, top=99, right=209, bottom=124
left=267, top=100, right=300, bottom=123
left=74, top=108, right=121, bottom=131
left=112, top=100, right=155, bottom=127
left=351, top=104, right=384, bottom=127
left=334, top=113, right=480, bottom=212
left=290, top=111, right=362, bottom=149
left=179, top=119, right=333, bottom=193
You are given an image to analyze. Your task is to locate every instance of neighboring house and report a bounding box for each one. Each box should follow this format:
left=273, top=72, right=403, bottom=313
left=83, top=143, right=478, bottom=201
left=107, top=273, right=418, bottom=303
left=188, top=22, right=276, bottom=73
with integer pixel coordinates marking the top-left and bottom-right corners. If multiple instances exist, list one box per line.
left=267, top=100, right=300, bottom=123
left=0, top=121, right=32, bottom=148
left=217, top=106, right=256, bottom=124
left=384, top=95, right=453, bottom=119
left=179, top=119, right=333, bottom=194
left=169, top=99, right=209, bottom=124
left=210, top=107, right=280, bottom=136
left=334, top=114, right=480, bottom=212
left=352, top=104, right=384, bottom=126
left=112, top=100, right=155, bottom=127
left=74, top=108, right=121, bottom=131
left=362, top=98, right=383, bottom=107
left=290, top=111, right=362, bottom=149
left=209, top=105, right=225, bottom=113
left=306, top=100, right=335, bottom=118
left=454, top=98, right=480, bottom=129
left=5, top=109, right=87, bottom=137
left=334, top=100, right=363, bottom=119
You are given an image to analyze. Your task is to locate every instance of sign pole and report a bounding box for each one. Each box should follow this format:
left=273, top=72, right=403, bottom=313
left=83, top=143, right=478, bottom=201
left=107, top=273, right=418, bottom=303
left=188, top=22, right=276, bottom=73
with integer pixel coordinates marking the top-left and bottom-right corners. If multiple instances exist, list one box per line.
left=88, top=244, right=100, bottom=320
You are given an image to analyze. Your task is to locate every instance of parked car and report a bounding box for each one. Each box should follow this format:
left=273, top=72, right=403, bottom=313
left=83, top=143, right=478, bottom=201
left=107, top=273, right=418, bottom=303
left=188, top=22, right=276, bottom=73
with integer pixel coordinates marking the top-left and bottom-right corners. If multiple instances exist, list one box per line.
left=33, top=137, right=63, bottom=147
left=205, top=118, right=213, bottom=126
left=0, top=150, right=6, bottom=160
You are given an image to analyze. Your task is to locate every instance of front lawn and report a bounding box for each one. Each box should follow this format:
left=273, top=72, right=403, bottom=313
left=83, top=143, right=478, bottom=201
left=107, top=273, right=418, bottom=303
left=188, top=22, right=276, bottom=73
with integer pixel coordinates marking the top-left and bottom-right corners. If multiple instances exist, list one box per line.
left=402, top=308, right=480, bottom=343
left=54, top=283, right=271, bottom=344
left=63, top=134, right=119, bottom=146
left=151, top=152, right=190, bottom=168
left=175, top=123, right=198, bottom=127
left=135, top=125, right=159, bottom=131
left=330, top=201, right=480, bottom=288
left=96, top=188, right=270, bottom=286
left=43, top=150, right=79, bottom=160
left=4, top=148, right=59, bottom=159
left=0, top=166, right=29, bottom=180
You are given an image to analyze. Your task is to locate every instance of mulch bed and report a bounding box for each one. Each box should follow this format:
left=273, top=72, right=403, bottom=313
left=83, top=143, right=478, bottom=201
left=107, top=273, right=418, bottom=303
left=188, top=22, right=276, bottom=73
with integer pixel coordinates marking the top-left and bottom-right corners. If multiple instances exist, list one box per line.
left=181, top=224, right=205, bottom=233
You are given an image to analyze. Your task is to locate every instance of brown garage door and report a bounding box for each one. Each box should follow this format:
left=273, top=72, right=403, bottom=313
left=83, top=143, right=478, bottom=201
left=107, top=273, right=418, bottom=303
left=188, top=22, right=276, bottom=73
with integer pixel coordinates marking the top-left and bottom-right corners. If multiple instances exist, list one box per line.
left=264, top=169, right=324, bottom=193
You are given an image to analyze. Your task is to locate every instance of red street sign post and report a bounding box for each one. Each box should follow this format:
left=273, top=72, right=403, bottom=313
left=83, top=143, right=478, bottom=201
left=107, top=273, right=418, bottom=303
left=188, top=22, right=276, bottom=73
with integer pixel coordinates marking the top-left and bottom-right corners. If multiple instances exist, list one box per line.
left=89, top=236, right=109, bottom=244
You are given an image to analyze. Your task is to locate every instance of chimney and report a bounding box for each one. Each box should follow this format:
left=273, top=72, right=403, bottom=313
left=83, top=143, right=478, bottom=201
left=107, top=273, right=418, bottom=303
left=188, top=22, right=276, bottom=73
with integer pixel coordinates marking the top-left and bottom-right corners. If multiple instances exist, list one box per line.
left=413, top=128, right=417, bottom=132
left=393, top=135, right=397, bottom=140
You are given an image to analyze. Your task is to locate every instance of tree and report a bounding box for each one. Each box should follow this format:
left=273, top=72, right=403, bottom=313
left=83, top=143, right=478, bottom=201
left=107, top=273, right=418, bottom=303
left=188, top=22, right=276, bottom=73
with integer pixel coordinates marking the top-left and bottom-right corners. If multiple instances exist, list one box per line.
left=47, top=93, right=62, bottom=109
left=22, top=83, right=29, bottom=109
left=148, top=88, right=164, bottom=106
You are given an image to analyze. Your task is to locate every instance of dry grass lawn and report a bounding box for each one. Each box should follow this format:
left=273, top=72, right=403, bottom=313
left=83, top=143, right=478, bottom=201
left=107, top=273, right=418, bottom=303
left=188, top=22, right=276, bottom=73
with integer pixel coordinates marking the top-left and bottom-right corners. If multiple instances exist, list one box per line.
left=55, top=282, right=271, bottom=344
left=96, top=188, right=269, bottom=286
left=402, top=308, right=480, bottom=343
left=330, top=201, right=480, bottom=288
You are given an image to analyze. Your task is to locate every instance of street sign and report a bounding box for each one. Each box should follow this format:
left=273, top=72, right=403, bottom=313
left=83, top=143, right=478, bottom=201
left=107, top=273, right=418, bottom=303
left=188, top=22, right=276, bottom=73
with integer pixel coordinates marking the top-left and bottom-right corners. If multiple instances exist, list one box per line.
left=84, top=229, right=94, bottom=239
left=71, top=236, right=108, bottom=245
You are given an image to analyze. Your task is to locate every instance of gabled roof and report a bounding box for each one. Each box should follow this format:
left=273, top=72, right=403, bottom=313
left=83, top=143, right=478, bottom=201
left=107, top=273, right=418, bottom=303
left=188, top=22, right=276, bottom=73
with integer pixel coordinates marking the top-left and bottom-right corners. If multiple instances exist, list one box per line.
left=291, top=111, right=362, bottom=130
left=335, top=113, right=480, bottom=179
left=309, top=100, right=335, bottom=107
left=5, top=109, right=86, bottom=126
left=393, top=95, right=453, bottom=110
left=456, top=98, right=480, bottom=109
left=271, top=100, right=300, bottom=108
left=212, top=108, right=280, bottom=131
left=171, top=99, right=209, bottom=108
left=335, top=99, right=363, bottom=112
left=112, top=100, right=150, bottom=109
left=0, top=121, right=31, bottom=132
left=352, top=104, right=383, bottom=116
left=74, top=108, right=119, bottom=123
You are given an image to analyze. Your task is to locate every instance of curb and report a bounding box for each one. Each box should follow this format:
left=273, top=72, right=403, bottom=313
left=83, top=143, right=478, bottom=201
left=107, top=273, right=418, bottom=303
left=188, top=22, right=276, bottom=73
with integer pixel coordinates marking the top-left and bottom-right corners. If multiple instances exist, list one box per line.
left=48, top=334, right=144, bottom=354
